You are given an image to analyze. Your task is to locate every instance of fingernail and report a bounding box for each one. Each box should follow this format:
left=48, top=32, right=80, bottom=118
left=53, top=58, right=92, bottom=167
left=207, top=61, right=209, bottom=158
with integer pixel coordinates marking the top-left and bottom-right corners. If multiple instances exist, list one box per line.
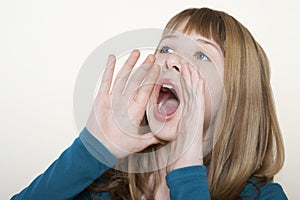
left=107, top=54, right=115, bottom=64
left=147, top=54, right=155, bottom=62
left=132, top=49, right=140, bottom=56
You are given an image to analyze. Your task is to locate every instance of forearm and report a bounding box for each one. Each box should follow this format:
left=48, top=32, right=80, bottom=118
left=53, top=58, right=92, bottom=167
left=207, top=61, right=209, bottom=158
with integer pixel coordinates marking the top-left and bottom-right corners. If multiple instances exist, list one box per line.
left=11, top=128, right=117, bottom=200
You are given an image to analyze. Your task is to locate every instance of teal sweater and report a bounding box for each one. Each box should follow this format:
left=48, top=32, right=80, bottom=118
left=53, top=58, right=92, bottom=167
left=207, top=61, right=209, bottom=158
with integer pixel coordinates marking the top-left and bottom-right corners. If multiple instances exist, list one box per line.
left=11, top=128, right=288, bottom=200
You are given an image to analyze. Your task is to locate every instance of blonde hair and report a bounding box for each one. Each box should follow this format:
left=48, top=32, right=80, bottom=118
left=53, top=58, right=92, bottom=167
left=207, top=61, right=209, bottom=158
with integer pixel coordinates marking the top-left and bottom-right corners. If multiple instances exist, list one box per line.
left=88, top=7, right=285, bottom=199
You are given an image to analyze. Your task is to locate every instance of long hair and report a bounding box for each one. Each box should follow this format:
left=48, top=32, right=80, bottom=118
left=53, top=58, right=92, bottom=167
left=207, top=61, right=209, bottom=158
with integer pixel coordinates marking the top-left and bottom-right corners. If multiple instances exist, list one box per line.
left=87, top=8, right=285, bottom=199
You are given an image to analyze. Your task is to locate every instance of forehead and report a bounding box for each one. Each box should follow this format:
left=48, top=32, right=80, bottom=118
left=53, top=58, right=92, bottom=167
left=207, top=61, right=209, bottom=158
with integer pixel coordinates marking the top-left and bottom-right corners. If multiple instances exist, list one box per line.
left=165, top=14, right=226, bottom=54
left=165, top=22, right=221, bottom=48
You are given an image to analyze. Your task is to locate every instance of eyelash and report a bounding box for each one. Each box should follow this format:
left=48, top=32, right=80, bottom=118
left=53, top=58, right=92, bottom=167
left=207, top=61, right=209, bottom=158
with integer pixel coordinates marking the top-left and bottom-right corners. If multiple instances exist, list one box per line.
left=195, top=52, right=211, bottom=62
left=159, top=46, right=211, bottom=62
left=159, top=46, right=174, bottom=54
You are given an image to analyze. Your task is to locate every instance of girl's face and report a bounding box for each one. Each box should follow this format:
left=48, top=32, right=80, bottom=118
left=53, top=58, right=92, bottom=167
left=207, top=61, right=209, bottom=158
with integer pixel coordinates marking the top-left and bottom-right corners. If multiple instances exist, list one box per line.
left=146, top=24, right=225, bottom=141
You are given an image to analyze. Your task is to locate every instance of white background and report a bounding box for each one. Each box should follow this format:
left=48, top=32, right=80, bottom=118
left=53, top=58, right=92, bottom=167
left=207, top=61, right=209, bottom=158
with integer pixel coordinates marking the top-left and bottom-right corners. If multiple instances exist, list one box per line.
left=0, top=0, right=299, bottom=199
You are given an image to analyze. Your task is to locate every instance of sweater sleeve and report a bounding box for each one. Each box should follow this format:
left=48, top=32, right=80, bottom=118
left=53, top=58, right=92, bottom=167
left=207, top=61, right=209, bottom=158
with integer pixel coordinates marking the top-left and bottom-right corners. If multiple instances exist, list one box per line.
left=257, top=183, right=288, bottom=200
left=166, top=165, right=210, bottom=200
left=11, top=128, right=118, bottom=200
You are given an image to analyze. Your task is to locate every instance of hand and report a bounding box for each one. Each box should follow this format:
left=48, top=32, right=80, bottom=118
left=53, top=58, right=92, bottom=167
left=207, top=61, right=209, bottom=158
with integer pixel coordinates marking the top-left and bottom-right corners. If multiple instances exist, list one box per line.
left=166, top=64, right=205, bottom=172
left=86, top=50, right=161, bottom=159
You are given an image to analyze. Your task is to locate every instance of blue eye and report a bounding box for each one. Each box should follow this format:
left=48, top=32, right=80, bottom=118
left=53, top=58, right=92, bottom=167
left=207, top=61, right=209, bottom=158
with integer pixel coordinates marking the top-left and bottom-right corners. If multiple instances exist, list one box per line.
left=160, top=46, right=174, bottom=54
left=195, top=52, right=211, bottom=61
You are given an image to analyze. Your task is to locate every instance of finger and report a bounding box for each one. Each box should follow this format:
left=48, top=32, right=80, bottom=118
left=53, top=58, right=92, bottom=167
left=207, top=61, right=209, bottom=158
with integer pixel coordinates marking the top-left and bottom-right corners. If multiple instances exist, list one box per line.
left=180, top=63, right=191, bottom=98
left=190, top=64, right=202, bottom=89
left=180, top=77, right=189, bottom=114
left=180, top=65, right=192, bottom=112
left=134, top=63, right=160, bottom=104
left=190, top=65, right=205, bottom=110
left=125, top=54, right=155, bottom=95
left=181, top=62, right=191, bottom=85
left=112, top=50, right=140, bottom=92
left=99, top=54, right=116, bottom=95
left=196, top=78, right=206, bottom=112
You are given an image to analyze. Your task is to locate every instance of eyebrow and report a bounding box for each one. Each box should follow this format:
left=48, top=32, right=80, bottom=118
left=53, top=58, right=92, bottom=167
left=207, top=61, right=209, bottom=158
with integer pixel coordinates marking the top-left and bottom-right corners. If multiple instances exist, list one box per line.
left=160, top=34, right=177, bottom=41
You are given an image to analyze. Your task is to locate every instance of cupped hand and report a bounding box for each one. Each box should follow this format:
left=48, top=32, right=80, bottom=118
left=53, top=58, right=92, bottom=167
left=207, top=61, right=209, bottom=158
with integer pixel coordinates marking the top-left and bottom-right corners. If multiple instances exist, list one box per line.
left=166, top=64, right=205, bottom=172
left=86, top=50, right=162, bottom=159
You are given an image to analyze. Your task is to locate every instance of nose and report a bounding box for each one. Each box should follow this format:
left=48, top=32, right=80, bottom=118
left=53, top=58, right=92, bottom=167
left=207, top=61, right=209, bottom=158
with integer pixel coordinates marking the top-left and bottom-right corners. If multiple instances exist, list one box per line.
left=164, top=54, right=183, bottom=72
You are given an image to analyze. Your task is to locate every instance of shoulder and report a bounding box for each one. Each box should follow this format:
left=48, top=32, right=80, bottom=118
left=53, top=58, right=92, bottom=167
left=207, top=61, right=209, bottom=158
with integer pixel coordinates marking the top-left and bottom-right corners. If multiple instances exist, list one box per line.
left=257, top=182, right=288, bottom=200
left=240, top=178, right=288, bottom=200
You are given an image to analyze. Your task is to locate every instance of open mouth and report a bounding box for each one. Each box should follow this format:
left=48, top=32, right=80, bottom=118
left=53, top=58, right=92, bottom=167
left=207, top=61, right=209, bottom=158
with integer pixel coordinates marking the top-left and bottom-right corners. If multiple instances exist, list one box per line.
left=155, top=81, right=180, bottom=120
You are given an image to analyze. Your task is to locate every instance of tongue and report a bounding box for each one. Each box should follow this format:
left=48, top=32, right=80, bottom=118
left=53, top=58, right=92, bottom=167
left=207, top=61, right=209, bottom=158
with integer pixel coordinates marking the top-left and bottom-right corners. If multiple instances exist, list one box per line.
left=158, top=92, right=179, bottom=116
left=160, top=98, right=179, bottom=115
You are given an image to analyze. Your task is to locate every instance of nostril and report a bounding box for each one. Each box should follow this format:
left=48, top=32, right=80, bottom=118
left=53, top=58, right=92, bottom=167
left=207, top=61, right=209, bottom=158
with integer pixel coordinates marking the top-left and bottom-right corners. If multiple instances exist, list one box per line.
left=173, top=66, right=180, bottom=72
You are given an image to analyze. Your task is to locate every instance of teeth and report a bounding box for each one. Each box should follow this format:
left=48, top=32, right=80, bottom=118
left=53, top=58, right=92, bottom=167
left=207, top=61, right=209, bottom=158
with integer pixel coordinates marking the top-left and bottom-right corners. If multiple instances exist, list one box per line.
left=161, top=83, right=178, bottom=98
left=162, top=84, right=173, bottom=89
left=158, top=101, right=163, bottom=113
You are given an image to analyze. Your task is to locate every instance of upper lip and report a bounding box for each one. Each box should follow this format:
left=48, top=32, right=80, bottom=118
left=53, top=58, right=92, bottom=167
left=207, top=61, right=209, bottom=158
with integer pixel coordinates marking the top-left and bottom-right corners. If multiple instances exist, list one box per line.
left=155, top=78, right=180, bottom=105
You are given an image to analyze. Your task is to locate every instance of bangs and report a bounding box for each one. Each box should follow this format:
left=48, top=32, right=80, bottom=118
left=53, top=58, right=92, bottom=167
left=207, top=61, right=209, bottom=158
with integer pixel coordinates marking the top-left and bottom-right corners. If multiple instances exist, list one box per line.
left=164, top=8, right=226, bottom=54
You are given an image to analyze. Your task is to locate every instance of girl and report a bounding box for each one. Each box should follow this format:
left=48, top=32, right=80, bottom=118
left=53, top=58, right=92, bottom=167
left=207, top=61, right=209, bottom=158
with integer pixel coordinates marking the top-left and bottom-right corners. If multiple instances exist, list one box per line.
left=12, top=7, right=288, bottom=200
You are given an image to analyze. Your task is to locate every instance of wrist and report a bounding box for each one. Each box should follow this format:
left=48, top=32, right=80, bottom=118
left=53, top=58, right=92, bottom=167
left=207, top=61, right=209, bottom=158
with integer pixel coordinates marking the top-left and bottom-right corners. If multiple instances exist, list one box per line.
left=85, top=126, right=129, bottom=159
left=167, top=158, right=203, bottom=173
left=80, top=127, right=118, bottom=167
